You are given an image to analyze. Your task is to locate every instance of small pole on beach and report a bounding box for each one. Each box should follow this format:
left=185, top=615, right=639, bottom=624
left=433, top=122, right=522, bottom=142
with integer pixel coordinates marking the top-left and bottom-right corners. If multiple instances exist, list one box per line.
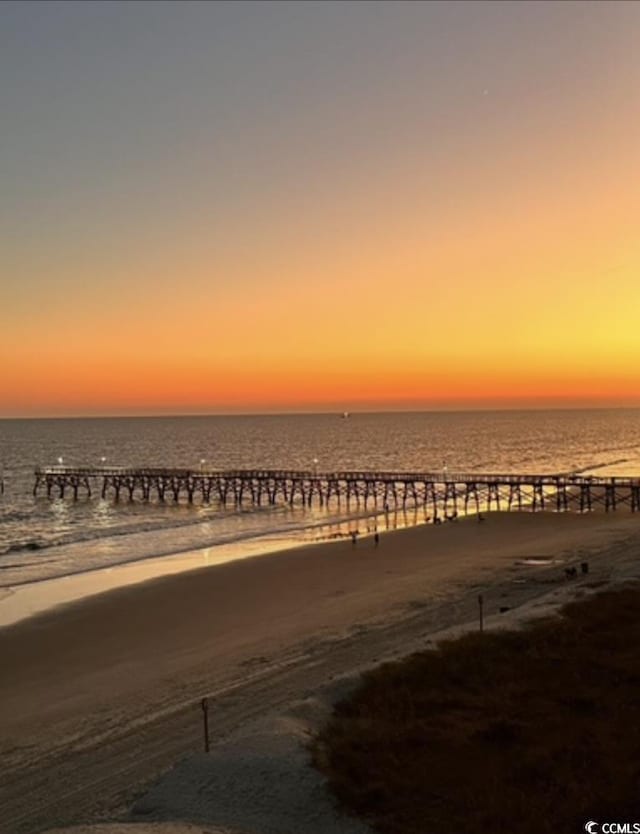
left=201, top=697, right=210, bottom=753
left=478, top=594, right=484, bottom=633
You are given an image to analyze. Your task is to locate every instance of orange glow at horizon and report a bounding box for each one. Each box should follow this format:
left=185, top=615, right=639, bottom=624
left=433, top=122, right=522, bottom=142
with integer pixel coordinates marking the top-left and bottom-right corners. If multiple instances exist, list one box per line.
left=4, top=349, right=640, bottom=416
left=4, top=174, right=638, bottom=416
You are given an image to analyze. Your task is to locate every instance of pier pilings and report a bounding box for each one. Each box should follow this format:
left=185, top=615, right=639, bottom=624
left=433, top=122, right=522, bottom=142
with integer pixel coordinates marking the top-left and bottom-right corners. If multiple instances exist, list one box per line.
left=32, top=466, right=640, bottom=515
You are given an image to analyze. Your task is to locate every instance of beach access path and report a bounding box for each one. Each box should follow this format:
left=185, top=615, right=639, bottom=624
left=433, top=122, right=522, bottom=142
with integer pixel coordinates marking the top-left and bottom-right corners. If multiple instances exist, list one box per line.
left=1, top=512, right=639, bottom=834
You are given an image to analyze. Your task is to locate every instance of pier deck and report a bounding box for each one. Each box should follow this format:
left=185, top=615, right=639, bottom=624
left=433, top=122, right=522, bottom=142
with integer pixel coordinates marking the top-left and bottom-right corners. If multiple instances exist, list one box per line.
left=32, top=466, right=640, bottom=513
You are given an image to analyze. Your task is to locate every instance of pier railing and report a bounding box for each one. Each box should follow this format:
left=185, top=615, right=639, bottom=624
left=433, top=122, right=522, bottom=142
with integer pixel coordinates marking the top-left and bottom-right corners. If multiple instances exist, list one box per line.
left=33, top=465, right=640, bottom=483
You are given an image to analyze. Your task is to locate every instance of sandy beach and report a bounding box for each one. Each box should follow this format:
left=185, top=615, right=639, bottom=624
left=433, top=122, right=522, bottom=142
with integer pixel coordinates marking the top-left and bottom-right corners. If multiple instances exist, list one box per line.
left=2, top=511, right=640, bottom=833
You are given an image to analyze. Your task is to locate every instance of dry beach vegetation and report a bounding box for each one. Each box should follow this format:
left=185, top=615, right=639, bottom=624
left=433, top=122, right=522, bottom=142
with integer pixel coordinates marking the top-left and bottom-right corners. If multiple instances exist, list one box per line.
left=315, top=587, right=640, bottom=834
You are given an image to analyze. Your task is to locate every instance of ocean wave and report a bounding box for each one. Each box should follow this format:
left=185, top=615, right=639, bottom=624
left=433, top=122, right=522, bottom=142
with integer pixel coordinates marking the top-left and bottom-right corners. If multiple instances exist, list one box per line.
left=0, top=503, right=388, bottom=588
left=2, top=540, right=46, bottom=554
left=0, top=508, right=40, bottom=524
left=566, top=458, right=629, bottom=475
left=0, top=502, right=281, bottom=557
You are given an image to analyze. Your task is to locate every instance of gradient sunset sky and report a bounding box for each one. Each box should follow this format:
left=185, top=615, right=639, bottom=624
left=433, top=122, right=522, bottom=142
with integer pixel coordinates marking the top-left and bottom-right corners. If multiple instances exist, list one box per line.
left=2, top=0, right=639, bottom=417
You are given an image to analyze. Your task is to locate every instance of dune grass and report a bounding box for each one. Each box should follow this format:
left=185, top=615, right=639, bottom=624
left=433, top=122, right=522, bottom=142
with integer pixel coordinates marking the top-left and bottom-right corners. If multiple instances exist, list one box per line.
left=314, top=587, right=640, bottom=834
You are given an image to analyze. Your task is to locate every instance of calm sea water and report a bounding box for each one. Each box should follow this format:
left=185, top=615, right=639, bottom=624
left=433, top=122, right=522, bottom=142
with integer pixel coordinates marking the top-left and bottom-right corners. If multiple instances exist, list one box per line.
left=1, top=410, right=639, bottom=589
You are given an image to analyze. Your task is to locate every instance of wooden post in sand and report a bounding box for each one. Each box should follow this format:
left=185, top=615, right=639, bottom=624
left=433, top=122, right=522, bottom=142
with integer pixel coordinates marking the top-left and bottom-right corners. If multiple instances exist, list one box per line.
left=478, top=594, right=484, bottom=633
left=201, top=697, right=210, bottom=753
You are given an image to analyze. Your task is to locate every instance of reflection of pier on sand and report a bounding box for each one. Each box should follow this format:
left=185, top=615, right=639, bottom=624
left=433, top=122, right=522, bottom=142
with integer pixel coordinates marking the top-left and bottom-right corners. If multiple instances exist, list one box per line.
left=33, top=466, right=640, bottom=514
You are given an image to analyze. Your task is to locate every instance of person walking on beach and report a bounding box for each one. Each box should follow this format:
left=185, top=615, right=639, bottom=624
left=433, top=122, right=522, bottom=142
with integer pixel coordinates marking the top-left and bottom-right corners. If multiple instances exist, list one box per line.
left=350, top=531, right=357, bottom=547
left=374, top=532, right=380, bottom=547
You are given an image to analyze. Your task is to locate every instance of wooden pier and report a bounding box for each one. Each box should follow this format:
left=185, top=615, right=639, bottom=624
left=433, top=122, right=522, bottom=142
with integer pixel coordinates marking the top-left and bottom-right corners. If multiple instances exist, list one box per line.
left=33, top=466, right=640, bottom=514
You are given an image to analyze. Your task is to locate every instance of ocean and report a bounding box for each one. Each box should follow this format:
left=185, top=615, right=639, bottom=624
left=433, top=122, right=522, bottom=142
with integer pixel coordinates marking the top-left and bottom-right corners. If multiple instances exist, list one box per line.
left=1, top=410, right=640, bottom=592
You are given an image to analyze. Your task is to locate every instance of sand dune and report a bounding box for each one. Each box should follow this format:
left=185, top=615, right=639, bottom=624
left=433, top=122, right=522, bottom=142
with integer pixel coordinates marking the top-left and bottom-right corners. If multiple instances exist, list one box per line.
left=1, top=511, right=639, bottom=833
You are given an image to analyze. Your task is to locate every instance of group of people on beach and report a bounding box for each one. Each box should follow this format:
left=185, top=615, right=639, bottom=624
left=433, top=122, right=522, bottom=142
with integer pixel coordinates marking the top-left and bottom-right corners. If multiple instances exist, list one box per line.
left=349, top=530, right=380, bottom=546
left=347, top=508, right=488, bottom=545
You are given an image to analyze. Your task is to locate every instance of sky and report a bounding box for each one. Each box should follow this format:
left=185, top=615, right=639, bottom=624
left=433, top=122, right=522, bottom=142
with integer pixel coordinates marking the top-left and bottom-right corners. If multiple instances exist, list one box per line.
left=2, top=0, right=639, bottom=417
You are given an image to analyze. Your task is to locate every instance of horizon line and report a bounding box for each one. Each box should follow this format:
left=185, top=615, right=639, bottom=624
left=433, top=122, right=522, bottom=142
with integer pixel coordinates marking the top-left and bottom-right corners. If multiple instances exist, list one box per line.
left=2, top=404, right=640, bottom=421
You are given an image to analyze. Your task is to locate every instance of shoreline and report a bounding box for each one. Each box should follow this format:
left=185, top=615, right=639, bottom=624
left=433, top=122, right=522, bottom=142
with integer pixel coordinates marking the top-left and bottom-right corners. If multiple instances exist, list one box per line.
left=0, top=503, right=437, bottom=628
left=2, top=510, right=639, bottom=832
left=0, top=501, right=388, bottom=587
left=2, top=502, right=634, bottom=629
